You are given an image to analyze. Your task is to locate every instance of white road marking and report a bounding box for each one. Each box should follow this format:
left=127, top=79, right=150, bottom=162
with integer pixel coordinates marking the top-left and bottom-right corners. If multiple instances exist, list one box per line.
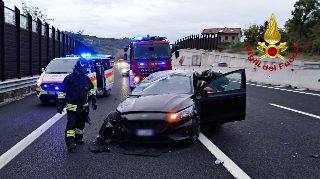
left=247, top=83, right=319, bottom=96
left=294, top=88, right=306, bottom=91
left=0, top=110, right=67, bottom=169
left=199, top=133, right=251, bottom=179
left=269, top=103, right=320, bottom=119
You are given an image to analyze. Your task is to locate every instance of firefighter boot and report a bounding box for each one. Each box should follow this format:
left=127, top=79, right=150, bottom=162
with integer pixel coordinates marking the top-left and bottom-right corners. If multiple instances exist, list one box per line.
left=75, top=134, right=84, bottom=145
left=68, top=143, right=77, bottom=152
left=75, top=128, right=85, bottom=145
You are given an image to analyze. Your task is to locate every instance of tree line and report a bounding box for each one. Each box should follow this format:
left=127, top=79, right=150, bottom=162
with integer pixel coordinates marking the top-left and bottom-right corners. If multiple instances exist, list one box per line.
left=243, top=0, right=320, bottom=54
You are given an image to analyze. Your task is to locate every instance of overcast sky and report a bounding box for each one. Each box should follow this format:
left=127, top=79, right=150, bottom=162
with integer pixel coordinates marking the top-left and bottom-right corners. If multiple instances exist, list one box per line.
left=5, top=0, right=297, bottom=43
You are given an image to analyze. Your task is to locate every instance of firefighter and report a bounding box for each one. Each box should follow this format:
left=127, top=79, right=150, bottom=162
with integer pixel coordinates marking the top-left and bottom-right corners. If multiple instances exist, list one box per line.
left=194, top=69, right=229, bottom=93
left=57, top=58, right=98, bottom=152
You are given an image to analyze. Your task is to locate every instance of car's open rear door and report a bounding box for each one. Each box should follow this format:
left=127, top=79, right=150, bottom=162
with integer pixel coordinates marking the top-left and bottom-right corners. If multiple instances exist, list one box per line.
left=196, top=69, right=246, bottom=124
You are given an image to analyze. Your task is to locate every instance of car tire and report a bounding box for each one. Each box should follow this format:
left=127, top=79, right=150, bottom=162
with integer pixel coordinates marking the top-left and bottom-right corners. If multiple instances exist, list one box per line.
left=103, top=89, right=110, bottom=97
left=40, top=98, right=50, bottom=104
left=190, top=115, right=201, bottom=143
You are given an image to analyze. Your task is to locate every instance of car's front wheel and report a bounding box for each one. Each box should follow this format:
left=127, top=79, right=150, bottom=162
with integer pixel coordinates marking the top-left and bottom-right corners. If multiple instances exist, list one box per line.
left=190, top=115, right=201, bottom=143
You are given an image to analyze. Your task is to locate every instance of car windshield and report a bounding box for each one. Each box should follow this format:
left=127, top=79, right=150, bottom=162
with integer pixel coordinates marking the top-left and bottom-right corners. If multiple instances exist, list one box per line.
left=131, top=75, right=191, bottom=96
left=45, top=58, right=78, bottom=74
left=134, top=44, right=170, bottom=60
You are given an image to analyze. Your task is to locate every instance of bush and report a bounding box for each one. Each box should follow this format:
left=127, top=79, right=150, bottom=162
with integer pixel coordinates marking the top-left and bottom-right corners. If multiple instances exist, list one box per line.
left=279, top=51, right=288, bottom=56
left=229, top=42, right=243, bottom=49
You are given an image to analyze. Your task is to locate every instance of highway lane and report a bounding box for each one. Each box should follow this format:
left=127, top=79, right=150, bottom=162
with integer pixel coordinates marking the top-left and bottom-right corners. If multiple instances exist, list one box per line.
left=0, top=68, right=233, bottom=179
left=0, top=67, right=320, bottom=178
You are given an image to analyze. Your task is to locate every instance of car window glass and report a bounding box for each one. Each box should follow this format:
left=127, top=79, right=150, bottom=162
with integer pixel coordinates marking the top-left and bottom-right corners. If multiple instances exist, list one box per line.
left=207, top=71, right=242, bottom=93
left=45, top=58, right=77, bottom=74
left=88, top=60, right=95, bottom=72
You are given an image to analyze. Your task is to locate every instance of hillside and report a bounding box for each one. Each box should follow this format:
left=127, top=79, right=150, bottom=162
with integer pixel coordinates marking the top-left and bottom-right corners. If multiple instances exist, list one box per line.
left=81, top=35, right=131, bottom=58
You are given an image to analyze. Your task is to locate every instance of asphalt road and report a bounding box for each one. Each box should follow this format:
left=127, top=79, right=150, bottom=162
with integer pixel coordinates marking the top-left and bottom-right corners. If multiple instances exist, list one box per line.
left=0, top=67, right=319, bottom=179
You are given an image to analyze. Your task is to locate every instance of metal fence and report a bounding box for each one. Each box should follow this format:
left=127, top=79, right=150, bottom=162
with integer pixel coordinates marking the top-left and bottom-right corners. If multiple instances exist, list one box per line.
left=175, top=34, right=218, bottom=51
left=0, top=1, right=95, bottom=81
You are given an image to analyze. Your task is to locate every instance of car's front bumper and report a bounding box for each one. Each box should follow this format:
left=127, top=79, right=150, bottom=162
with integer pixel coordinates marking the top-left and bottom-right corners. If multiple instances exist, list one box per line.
left=37, top=91, right=58, bottom=100
left=111, top=113, right=196, bottom=143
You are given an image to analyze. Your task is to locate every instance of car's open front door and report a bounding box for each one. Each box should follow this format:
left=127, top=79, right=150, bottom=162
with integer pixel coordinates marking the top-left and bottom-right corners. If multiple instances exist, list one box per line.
left=196, top=69, right=246, bottom=124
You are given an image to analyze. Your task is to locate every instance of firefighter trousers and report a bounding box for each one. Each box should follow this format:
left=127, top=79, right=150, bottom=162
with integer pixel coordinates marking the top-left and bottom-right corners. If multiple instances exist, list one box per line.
left=65, top=108, right=87, bottom=147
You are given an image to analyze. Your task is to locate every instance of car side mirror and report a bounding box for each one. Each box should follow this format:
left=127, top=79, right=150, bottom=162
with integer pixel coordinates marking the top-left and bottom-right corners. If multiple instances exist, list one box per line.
left=201, top=87, right=214, bottom=98
left=175, top=51, right=179, bottom=58
left=124, top=47, right=128, bottom=53
left=41, top=68, right=45, bottom=73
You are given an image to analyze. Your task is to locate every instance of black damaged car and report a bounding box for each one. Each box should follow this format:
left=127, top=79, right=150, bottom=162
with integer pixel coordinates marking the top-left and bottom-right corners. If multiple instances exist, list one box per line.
left=96, top=69, right=246, bottom=143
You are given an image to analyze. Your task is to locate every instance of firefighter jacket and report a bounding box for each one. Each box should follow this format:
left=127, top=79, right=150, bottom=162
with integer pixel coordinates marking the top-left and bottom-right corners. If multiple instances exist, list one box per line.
left=58, top=70, right=96, bottom=113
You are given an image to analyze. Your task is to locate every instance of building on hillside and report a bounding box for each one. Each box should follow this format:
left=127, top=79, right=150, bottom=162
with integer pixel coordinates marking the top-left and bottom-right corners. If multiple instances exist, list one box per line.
left=201, top=27, right=242, bottom=42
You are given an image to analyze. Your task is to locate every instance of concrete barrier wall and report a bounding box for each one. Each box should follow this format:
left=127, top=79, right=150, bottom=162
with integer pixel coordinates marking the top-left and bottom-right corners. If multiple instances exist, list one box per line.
left=174, top=49, right=307, bottom=69
left=172, top=49, right=320, bottom=90
left=173, top=65, right=320, bottom=91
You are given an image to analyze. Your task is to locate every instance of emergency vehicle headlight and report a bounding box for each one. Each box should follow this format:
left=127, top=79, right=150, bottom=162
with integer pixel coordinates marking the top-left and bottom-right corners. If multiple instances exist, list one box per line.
left=139, top=63, right=144, bottom=66
left=134, top=77, right=140, bottom=83
left=37, top=79, right=41, bottom=86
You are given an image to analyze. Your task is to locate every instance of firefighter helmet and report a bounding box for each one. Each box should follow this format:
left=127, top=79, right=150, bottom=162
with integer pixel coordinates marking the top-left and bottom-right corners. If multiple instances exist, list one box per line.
left=201, top=69, right=213, bottom=79
left=75, top=58, right=91, bottom=72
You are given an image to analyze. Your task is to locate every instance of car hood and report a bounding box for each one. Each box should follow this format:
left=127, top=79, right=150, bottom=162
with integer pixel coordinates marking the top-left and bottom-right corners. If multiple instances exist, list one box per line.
left=117, top=93, right=193, bottom=113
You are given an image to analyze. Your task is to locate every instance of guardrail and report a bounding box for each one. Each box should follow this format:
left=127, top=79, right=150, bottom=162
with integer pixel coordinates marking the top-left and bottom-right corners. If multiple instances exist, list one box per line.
left=0, top=76, right=39, bottom=102
left=304, top=62, right=320, bottom=68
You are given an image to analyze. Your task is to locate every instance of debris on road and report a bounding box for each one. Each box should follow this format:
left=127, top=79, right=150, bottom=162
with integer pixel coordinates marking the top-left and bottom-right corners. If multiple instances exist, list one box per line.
left=310, top=154, right=319, bottom=158
left=124, top=146, right=170, bottom=157
left=215, top=158, right=224, bottom=165
left=89, top=137, right=110, bottom=152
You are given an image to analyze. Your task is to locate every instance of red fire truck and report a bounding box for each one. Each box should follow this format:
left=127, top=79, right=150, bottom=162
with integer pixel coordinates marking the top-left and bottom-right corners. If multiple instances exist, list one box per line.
left=124, top=36, right=179, bottom=89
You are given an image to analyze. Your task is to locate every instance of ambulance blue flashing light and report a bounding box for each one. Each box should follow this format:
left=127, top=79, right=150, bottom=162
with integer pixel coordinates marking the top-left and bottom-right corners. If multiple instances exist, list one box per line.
left=161, top=62, right=165, bottom=65
left=55, top=86, right=59, bottom=90
left=81, top=53, right=92, bottom=58
left=139, top=63, right=144, bottom=66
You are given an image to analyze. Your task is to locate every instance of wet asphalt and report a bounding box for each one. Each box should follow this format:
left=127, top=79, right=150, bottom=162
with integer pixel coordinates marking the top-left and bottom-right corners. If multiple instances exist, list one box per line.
left=0, top=67, right=320, bottom=179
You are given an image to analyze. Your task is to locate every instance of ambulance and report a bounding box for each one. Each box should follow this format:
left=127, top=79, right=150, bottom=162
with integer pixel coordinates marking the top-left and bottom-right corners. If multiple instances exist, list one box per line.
left=36, top=54, right=115, bottom=104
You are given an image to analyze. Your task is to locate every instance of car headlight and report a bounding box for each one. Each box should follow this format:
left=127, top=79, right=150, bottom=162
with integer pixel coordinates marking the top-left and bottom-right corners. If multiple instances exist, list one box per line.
left=37, top=79, right=42, bottom=86
left=122, top=69, right=126, bottom=72
left=177, top=106, right=194, bottom=119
